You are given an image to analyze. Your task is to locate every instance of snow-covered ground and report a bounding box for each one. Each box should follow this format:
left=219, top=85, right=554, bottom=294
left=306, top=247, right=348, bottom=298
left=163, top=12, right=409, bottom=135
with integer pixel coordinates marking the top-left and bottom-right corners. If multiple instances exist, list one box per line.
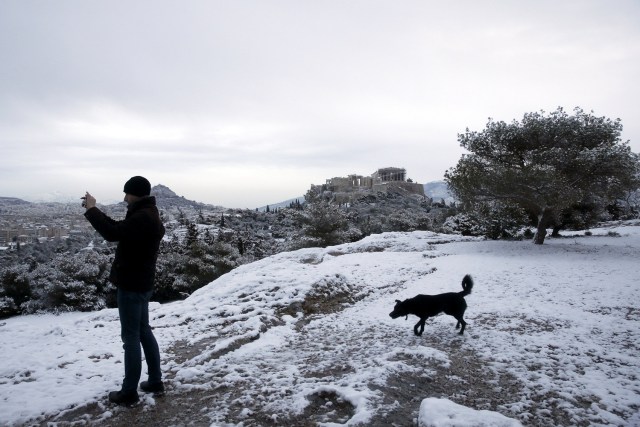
left=1, top=222, right=639, bottom=426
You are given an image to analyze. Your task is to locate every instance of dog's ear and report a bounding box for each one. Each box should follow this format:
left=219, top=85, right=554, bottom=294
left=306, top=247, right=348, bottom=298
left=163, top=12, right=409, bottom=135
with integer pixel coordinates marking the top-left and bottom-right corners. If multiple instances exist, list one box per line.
left=395, top=299, right=401, bottom=304
left=405, top=315, right=408, bottom=320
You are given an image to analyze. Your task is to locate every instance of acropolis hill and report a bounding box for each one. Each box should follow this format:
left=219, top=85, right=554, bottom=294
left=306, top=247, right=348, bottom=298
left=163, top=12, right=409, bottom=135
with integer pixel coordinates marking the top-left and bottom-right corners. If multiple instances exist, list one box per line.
left=315, top=167, right=425, bottom=204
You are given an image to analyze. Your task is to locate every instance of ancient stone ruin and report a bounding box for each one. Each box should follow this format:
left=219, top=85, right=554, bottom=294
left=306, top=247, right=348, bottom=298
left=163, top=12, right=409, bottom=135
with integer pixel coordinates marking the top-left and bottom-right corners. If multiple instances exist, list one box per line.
left=315, top=167, right=425, bottom=203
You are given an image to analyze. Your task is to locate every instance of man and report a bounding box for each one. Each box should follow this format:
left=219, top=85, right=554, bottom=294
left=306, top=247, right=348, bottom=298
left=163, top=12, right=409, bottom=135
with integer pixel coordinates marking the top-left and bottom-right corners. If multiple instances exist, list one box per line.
left=83, top=176, right=165, bottom=405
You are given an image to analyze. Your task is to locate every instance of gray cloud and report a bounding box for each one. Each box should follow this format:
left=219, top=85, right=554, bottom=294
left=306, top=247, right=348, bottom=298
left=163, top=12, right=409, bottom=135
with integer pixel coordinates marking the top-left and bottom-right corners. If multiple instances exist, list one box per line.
left=1, top=0, right=639, bottom=207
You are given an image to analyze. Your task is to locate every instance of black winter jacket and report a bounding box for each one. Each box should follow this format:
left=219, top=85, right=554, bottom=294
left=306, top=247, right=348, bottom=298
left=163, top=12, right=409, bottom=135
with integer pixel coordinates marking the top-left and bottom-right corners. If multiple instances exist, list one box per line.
left=84, top=196, right=165, bottom=292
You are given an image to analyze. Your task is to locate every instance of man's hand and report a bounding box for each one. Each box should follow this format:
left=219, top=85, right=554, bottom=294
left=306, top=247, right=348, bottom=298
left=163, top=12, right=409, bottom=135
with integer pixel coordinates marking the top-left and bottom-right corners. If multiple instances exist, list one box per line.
left=84, top=192, right=97, bottom=210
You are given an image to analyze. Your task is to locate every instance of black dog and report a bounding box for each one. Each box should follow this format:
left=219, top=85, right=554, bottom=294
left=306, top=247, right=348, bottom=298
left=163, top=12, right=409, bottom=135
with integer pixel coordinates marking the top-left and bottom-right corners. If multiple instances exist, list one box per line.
left=389, top=275, right=473, bottom=335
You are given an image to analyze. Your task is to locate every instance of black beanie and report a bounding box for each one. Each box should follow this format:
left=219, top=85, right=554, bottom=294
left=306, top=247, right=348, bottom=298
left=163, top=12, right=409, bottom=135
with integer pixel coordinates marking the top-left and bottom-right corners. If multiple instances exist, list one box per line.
left=123, top=176, right=151, bottom=197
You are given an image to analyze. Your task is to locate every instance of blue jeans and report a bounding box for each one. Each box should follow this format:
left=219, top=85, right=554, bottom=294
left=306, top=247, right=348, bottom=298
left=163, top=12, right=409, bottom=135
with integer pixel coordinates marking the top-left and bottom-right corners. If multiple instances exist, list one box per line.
left=117, top=289, right=162, bottom=393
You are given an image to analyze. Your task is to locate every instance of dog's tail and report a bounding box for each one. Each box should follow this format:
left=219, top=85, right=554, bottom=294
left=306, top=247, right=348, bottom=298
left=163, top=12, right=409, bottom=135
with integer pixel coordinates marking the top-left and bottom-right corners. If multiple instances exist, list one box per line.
left=460, top=274, right=473, bottom=296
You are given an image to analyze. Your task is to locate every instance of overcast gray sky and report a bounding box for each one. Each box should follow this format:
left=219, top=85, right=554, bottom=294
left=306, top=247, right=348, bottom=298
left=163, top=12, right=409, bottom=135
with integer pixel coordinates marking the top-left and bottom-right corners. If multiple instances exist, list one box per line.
left=1, top=1, right=638, bottom=208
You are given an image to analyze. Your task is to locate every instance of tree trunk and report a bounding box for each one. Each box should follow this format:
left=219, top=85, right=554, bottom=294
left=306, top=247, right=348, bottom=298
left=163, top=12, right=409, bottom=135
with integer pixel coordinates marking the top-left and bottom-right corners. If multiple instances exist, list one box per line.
left=533, top=208, right=554, bottom=245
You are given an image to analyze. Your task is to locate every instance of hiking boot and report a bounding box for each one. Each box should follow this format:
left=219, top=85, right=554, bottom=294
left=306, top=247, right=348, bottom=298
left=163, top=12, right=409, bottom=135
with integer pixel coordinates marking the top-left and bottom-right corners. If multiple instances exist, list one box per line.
left=108, top=390, right=139, bottom=406
left=140, top=380, right=165, bottom=394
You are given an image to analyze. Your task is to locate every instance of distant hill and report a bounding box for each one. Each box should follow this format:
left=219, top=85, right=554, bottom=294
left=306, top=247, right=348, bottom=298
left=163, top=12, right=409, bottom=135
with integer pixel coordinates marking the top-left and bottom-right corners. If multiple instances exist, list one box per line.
left=257, top=196, right=305, bottom=212
left=423, top=181, right=454, bottom=203
left=258, top=181, right=455, bottom=211
left=150, top=184, right=224, bottom=211
left=0, top=197, right=31, bottom=207
left=151, top=184, right=179, bottom=199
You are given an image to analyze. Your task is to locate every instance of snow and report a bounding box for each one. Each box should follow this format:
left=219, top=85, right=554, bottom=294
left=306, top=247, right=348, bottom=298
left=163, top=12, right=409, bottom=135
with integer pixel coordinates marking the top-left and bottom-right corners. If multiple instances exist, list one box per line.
left=1, top=223, right=640, bottom=426
left=419, top=398, right=523, bottom=427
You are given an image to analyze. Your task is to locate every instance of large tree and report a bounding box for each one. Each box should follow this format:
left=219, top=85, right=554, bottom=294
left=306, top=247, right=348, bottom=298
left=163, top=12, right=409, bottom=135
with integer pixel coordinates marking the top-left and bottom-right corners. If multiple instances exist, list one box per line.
left=445, top=107, right=639, bottom=244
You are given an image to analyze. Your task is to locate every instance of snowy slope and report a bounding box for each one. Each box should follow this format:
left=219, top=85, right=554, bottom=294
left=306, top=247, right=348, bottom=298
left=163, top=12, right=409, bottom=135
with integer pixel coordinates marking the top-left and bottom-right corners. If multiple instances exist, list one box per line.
left=1, top=224, right=639, bottom=426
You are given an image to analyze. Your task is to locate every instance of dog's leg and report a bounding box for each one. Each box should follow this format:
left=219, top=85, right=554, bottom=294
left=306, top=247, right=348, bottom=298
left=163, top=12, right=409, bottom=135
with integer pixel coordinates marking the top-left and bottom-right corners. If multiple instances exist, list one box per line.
left=455, top=317, right=467, bottom=335
left=414, top=318, right=426, bottom=336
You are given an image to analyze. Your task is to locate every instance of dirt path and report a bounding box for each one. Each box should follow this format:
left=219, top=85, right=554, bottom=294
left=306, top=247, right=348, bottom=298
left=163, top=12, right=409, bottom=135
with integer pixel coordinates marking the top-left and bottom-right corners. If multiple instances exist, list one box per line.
left=33, top=285, right=579, bottom=427
left=38, top=331, right=531, bottom=427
